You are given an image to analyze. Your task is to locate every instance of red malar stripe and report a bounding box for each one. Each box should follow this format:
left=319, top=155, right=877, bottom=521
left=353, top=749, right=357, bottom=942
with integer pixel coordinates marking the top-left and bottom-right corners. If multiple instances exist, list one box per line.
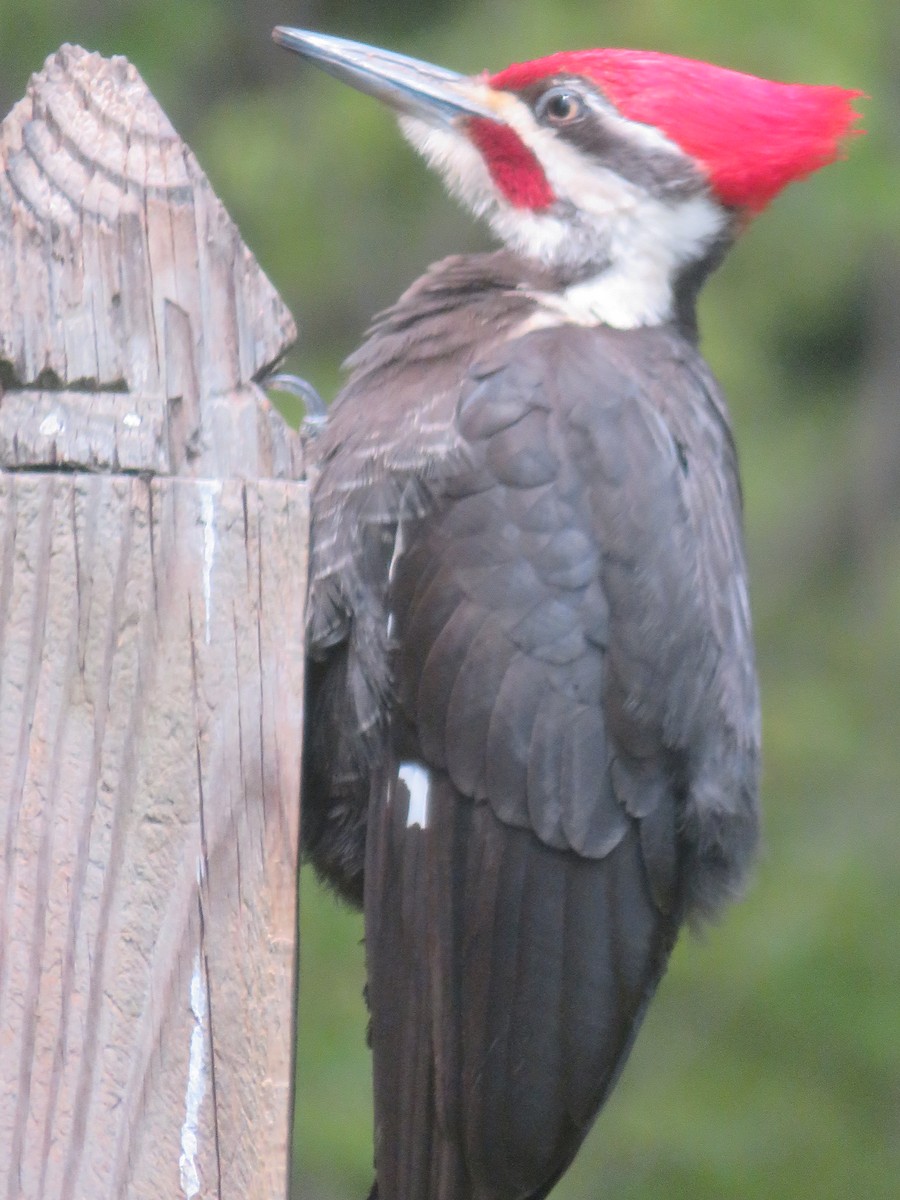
left=467, top=118, right=555, bottom=210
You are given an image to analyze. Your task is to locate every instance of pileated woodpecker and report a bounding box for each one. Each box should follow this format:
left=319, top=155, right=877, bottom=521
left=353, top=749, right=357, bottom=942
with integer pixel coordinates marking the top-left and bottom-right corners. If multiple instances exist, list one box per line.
left=274, top=27, right=860, bottom=1200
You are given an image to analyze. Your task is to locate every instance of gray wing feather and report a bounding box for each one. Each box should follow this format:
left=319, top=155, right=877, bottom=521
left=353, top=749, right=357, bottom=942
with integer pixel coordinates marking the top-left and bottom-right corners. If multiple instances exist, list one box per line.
left=383, top=323, right=759, bottom=911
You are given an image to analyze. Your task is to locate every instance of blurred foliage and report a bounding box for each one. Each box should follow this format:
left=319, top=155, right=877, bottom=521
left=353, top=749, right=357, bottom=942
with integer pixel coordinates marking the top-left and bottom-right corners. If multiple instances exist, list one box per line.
left=3, top=2, right=897, bottom=1197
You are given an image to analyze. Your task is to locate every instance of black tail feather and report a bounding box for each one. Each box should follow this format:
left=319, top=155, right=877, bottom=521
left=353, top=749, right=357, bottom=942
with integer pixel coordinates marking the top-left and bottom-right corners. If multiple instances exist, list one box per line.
left=365, top=766, right=678, bottom=1200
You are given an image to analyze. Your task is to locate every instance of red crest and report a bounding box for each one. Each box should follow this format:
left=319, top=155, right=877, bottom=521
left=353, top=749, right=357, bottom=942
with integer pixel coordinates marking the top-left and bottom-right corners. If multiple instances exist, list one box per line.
left=491, top=50, right=863, bottom=211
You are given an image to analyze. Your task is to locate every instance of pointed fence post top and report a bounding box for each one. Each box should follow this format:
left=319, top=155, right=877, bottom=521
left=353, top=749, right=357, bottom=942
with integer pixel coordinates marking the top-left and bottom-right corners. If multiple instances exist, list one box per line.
left=0, top=43, right=301, bottom=479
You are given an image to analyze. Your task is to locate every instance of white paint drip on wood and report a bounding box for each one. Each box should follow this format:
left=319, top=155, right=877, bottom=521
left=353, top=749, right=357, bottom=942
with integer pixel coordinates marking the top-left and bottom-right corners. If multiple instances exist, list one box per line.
left=399, top=762, right=431, bottom=829
left=179, top=950, right=209, bottom=1199
left=38, top=412, right=65, bottom=436
left=123, top=411, right=142, bottom=428
left=199, top=482, right=221, bottom=645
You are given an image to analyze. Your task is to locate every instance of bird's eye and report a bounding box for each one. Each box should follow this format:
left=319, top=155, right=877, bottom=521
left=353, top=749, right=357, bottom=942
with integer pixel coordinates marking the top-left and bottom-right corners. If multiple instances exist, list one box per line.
left=536, top=87, right=586, bottom=126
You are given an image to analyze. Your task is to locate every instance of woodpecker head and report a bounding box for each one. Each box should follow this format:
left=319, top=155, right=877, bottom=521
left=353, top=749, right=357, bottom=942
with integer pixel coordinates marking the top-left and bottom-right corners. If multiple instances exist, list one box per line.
left=274, top=28, right=862, bottom=329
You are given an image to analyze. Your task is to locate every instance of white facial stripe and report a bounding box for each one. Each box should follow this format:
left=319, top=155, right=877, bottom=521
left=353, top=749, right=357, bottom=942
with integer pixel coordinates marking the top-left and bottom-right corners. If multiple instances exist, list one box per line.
left=493, top=96, right=727, bottom=324
left=399, top=116, right=498, bottom=218
left=522, top=192, right=726, bottom=329
left=399, top=761, right=431, bottom=829
left=399, top=85, right=727, bottom=329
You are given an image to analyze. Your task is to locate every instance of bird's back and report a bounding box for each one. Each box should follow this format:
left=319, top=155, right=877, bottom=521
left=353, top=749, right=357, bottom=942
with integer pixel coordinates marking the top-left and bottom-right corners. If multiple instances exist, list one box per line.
left=304, top=250, right=760, bottom=1198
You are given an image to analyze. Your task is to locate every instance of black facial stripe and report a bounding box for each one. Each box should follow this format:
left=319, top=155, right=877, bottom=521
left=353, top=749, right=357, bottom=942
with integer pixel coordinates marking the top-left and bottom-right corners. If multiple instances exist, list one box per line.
left=513, top=76, right=710, bottom=203
left=672, top=218, right=738, bottom=341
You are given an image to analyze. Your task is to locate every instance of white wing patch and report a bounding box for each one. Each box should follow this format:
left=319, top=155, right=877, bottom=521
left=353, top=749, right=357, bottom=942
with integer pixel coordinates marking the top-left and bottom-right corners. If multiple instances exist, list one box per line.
left=399, top=761, right=431, bottom=829
left=386, top=519, right=406, bottom=641
left=388, top=518, right=407, bottom=584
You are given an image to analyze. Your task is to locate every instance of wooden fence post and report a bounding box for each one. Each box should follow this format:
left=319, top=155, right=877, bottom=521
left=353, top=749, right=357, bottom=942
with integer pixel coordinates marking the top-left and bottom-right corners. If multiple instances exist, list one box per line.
left=0, top=46, right=306, bottom=1199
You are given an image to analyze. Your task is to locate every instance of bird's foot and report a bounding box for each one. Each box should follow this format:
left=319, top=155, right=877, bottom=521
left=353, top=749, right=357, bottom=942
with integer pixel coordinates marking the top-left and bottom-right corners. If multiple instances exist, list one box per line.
left=265, top=371, right=328, bottom=434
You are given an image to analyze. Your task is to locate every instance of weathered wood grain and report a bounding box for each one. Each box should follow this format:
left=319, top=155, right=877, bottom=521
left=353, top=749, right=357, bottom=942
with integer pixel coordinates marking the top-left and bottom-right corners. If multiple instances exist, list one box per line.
left=0, top=43, right=298, bottom=479
left=0, top=45, right=306, bottom=1200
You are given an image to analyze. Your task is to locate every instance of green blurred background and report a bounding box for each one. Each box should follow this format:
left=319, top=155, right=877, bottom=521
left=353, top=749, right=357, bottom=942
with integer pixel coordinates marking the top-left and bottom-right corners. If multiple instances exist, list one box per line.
left=3, top=2, right=896, bottom=1197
